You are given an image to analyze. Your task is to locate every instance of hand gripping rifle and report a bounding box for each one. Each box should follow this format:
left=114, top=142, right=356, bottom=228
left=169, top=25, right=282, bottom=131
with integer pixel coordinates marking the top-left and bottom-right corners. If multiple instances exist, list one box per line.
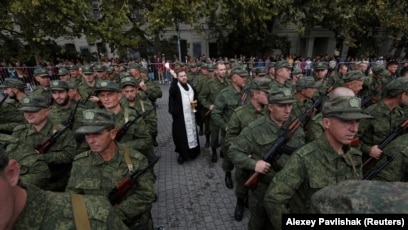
left=362, top=119, right=408, bottom=172
left=108, top=156, right=160, bottom=205
left=35, top=125, right=70, bottom=154
left=244, top=83, right=336, bottom=190
left=115, top=105, right=157, bottom=142
left=0, top=94, right=9, bottom=107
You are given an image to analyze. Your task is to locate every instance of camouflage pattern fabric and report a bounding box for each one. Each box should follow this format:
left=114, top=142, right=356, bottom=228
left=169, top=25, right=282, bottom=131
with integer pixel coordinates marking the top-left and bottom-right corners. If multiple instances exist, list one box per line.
left=311, top=180, right=408, bottom=214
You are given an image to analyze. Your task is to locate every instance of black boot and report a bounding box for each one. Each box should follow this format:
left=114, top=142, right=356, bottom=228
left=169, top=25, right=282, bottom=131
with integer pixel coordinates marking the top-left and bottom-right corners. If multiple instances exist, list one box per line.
left=211, top=147, right=218, bottom=163
left=199, top=125, right=204, bottom=136
left=225, top=172, right=233, bottom=189
left=204, top=135, right=210, bottom=148
left=177, top=156, right=184, bottom=165
left=234, top=198, right=244, bottom=221
left=220, top=150, right=224, bottom=158
left=152, top=136, right=158, bottom=147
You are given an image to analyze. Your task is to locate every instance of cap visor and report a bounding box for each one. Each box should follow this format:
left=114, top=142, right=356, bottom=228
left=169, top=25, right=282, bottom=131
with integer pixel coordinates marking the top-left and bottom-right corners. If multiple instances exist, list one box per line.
left=18, top=107, right=42, bottom=112
left=272, top=99, right=297, bottom=104
left=75, top=126, right=107, bottom=134
left=331, top=113, right=373, bottom=120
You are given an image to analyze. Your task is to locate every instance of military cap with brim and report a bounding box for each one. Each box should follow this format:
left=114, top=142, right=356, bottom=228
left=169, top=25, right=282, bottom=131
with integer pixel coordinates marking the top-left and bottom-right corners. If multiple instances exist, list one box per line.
left=94, top=80, right=121, bottom=93
left=296, top=77, right=319, bottom=92
left=126, top=62, right=141, bottom=70
left=254, top=67, right=266, bottom=75
left=68, top=64, right=80, bottom=70
left=314, top=62, right=328, bottom=70
left=33, top=68, right=50, bottom=77
left=207, top=64, right=215, bottom=71
left=57, top=68, right=70, bottom=76
left=343, top=70, right=364, bottom=83
left=18, top=96, right=49, bottom=112
left=189, top=63, right=197, bottom=68
left=67, top=81, right=78, bottom=89
left=121, top=76, right=141, bottom=88
left=94, top=64, right=106, bottom=72
left=292, top=68, right=303, bottom=75
left=75, top=109, right=115, bottom=134
left=269, top=62, right=276, bottom=69
left=275, top=60, right=292, bottom=70
left=250, top=78, right=271, bottom=92
left=50, top=80, right=69, bottom=91
left=268, top=88, right=297, bottom=104
left=1, top=78, right=25, bottom=89
left=230, top=68, right=249, bottom=77
left=139, top=67, right=148, bottom=73
left=385, top=77, right=408, bottom=97
left=322, top=96, right=373, bottom=120
left=82, top=65, right=94, bottom=74
left=371, top=64, right=385, bottom=75
left=119, top=71, right=133, bottom=79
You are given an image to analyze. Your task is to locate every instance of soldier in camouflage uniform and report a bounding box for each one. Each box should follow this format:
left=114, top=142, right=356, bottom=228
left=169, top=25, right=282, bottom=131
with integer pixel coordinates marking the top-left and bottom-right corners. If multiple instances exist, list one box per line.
left=312, top=62, right=330, bottom=96
left=199, top=62, right=229, bottom=160
left=212, top=68, right=248, bottom=189
left=292, top=77, right=318, bottom=118
left=6, top=96, right=77, bottom=191
left=94, top=80, right=155, bottom=162
left=128, top=63, right=162, bottom=147
left=121, top=76, right=157, bottom=142
left=194, top=64, right=210, bottom=137
left=357, top=77, right=408, bottom=166
left=228, top=88, right=305, bottom=230
left=326, top=63, right=348, bottom=88
left=94, top=64, right=107, bottom=80
left=0, top=149, right=129, bottom=230
left=264, top=96, right=372, bottom=229
left=78, top=65, right=99, bottom=103
left=270, top=60, right=293, bottom=91
left=187, top=62, right=200, bottom=85
left=225, top=78, right=271, bottom=221
left=67, top=109, right=155, bottom=229
left=360, top=64, right=390, bottom=107
left=68, top=64, right=82, bottom=84
left=32, top=68, right=51, bottom=101
left=0, top=79, right=26, bottom=127
left=312, top=180, right=408, bottom=214
left=57, top=68, right=71, bottom=82
left=266, top=62, right=276, bottom=80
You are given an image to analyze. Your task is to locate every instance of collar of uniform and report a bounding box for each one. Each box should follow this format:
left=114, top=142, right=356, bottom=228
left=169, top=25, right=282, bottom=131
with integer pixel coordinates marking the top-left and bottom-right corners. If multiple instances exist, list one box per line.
left=91, top=145, right=122, bottom=167
left=13, top=184, right=48, bottom=229
left=316, top=137, right=350, bottom=162
left=27, top=119, right=52, bottom=136
left=378, top=100, right=403, bottom=116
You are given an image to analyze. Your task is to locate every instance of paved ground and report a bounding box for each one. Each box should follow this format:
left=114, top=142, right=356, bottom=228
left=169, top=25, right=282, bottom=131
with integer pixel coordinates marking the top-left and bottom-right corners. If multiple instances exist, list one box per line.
left=152, top=84, right=249, bottom=230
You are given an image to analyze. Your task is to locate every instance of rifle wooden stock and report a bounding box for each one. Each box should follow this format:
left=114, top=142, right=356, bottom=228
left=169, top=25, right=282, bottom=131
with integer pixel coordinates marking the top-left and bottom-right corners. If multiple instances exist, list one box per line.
left=115, top=106, right=157, bottom=142
left=108, top=156, right=160, bottom=205
left=244, top=172, right=261, bottom=190
left=361, top=86, right=383, bottom=107
left=35, top=125, right=70, bottom=154
left=362, top=119, right=408, bottom=171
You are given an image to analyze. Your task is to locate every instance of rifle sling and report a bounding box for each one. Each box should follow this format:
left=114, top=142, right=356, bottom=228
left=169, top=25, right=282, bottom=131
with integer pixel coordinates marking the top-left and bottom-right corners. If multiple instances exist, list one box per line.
left=70, top=192, right=91, bottom=230
left=123, top=147, right=133, bottom=173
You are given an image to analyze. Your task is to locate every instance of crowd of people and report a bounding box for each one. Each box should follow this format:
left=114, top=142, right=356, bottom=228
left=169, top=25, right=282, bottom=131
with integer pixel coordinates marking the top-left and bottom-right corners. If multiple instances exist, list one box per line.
left=1, top=54, right=408, bottom=229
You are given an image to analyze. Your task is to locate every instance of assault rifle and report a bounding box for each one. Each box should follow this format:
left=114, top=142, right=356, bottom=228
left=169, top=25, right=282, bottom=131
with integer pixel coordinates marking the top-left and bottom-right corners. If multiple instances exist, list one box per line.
left=363, top=154, right=396, bottom=180
left=108, top=156, right=160, bottom=205
left=35, top=125, right=70, bottom=154
left=115, top=105, right=157, bottom=142
left=362, top=119, right=408, bottom=172
left=64, top=99, right=82, bottom=128
left=244, top=83, right=337, bottom=190
left=361, top=85, right=382, bottom=107
left=0, top=94, right=9, bottom=107
left=237, top=87, right=250, bottom=106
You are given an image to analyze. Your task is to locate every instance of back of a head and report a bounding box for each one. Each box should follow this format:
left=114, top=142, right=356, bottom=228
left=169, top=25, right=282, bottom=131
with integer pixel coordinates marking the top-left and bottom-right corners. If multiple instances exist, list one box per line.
left=328, top=87, right=355, bottom=99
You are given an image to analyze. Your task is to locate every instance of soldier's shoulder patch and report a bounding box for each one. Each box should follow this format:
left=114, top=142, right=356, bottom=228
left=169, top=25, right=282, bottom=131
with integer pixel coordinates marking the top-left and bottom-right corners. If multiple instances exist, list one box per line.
left=13, top=124, right=28, bottom=132
left=297, top=142, right=317, bottom=157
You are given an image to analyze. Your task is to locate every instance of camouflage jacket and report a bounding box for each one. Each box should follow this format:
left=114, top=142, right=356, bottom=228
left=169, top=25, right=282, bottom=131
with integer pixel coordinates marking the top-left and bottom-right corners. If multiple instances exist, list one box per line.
left=48, top=100, right=85, bottom=132
left=211, top=85, right=243, bottom=131
left=198, top=76, right=229, bottom=109
left=32, top=86, right=51, bottom=100
left=358, top=100, right=406, bottom=155
left=7, top=120, right=77, bottom=191
left=264, top=137, right=362, bottom=229
left=269, top=79, right=292, bottom=91
left=291, top=98, right=313, bottom=119
left=225, top=102, right=266, bottom=149
left=122, top=98, right=157, bottom=138
left=187, top=71, right=200, bottom=86
left=139, top=78, right=162, bottom=103
left=0, top=99, right=24, bottom=124
left=13, top=184, right=129, bottom=229
left=67, top=144, right=155, bottom=221
left=193, top=74, right=208, bottom=93
left=228, top=114, right=305, bottom=185
left=305, top=112, right=324, bottom=143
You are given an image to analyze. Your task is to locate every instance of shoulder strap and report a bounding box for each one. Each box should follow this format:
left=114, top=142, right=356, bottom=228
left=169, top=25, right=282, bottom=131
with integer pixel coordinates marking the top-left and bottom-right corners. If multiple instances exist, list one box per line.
left=124, top=107, right=129, bottom=123
left=139, top=100, right=145, bottom=112
left=123, top=147, right=133, bottom=173
left=70, top=192, right=91, bottom=230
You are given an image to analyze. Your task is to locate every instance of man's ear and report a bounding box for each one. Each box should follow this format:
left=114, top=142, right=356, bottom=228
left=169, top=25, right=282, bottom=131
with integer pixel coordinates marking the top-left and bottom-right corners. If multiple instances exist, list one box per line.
left=6, top=160, right=20, bottom=186
left=322, top=117, right=331, bottom=130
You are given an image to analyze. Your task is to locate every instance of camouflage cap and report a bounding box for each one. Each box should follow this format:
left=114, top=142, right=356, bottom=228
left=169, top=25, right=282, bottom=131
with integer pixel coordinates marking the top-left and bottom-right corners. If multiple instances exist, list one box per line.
left=68, top=64, right=80, bottom=70
left=322, top=96, right=372, bottom=120
left=343, top=70, right=364, bottom=83
left=139, top=67, right=148, bottom=73
left=207, top=63, right=215, bottom=71
left=312, top=180, right=408, bottom=214
left=126, top=62, right=141, bottom=70
left=269, top=62, right=276, bottom=69
left=296, top=77, right=319, bottom=92
left=292, top=68, right=303, bottom=75
left=174, top=61, right=185, bottom=67
left=254, top=67, right=266, bottom=76
left=314, top=62, right=328, bottom=70
left=250, top=78, right=271, bottom=92
left=371, top=64, right=385, bottom=75
left=33, top=68, right=50, bottom=77
left=201, top=64, right=208, bottom=69
left=224, top=60, right=230, bottom=64
left=57, top=68, right=70, bottom=76
left=119, top=71, right=133, bottom=79
left=106, top=67, right=114, bottom=74
left=75, top=109, right=115, bottom=134
left=67, top=81, right=78, bottom=89
left=50, top=80, right=69, bottom=91
left=120, top=76, right=141, bottom=88
left=275, top=60, right=292, bottom=70
left=196, top=61, right=202, bottom=67
left=95, top=80, right=121, bottom=93
left=385, top=77, right=408, bottom=97
left=230, top=68, right=249, bottom=77
left=18, top=96, right=49, bottom=112
left=189, top=63, right=197, bottom=68
left=94, top=64, right=106, bottom=72
left=82, top=65, right=94, bottom=74
left=268, top=88, right=296, bottom=104
left=1, top=78, right=25, bottom=90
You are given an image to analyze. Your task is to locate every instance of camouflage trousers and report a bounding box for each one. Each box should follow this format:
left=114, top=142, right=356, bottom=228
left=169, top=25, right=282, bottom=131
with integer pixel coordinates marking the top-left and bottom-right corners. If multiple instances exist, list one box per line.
left=235, top=168, right=250, bottom=200
left=248, top=183, right=274, bottom=230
